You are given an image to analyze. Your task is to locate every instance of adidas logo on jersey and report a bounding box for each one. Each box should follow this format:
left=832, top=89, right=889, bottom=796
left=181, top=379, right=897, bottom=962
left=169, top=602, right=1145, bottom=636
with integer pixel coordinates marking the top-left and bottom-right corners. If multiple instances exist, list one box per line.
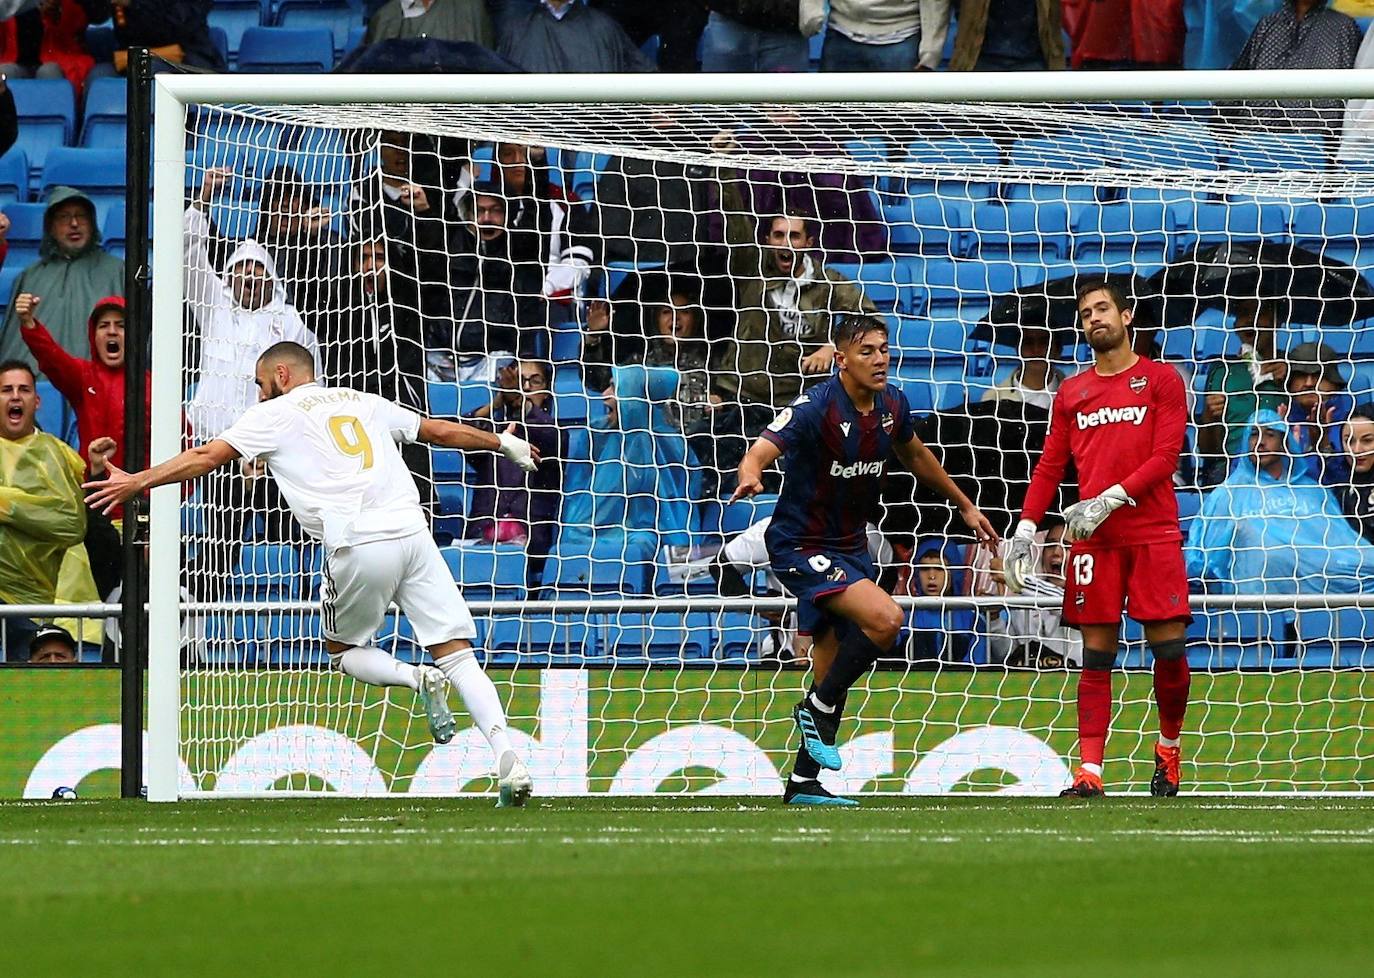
left=1075, top=405, right=1148, bottom=430
left=830, top=459, right=884, bottom=479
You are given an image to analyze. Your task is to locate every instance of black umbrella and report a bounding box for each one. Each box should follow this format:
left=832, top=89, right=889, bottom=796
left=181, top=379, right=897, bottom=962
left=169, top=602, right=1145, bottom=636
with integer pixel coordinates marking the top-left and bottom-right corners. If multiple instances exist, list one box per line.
left=1148, top=241, right=1374, bottom=327
left=973, top=271, right=1160, bottom=354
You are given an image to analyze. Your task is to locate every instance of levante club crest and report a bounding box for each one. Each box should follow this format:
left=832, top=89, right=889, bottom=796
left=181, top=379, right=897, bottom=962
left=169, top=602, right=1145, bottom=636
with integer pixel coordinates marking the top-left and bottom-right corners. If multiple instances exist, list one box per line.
left=1129, top=375, right=1148, bottom=394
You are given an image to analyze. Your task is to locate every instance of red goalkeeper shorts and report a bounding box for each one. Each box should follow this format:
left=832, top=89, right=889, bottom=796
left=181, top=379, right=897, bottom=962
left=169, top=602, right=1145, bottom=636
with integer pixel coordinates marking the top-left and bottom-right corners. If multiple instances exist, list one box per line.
left=1061, top=540, right=1192, bottom=628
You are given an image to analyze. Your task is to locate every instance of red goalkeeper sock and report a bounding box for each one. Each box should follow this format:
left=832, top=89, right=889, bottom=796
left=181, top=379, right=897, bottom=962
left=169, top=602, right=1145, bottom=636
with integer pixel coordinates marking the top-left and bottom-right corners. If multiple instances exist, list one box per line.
left=1153, top=656, right=1191, bottom=743
left=1077, top=669, right=1113, bottom=769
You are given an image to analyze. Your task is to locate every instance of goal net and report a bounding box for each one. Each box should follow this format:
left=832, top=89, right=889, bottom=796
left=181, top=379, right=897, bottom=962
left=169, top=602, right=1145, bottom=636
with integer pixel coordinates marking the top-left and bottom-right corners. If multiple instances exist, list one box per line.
left=150, top=73, right=1374, bottom=800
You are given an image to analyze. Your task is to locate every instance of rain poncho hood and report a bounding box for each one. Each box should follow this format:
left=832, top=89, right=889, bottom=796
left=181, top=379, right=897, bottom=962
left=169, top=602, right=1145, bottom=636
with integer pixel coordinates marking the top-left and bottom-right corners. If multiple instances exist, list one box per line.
left=1185, top=408, right=1374, bottom=594
left=0, top=187, right=124, bottom=371
left=0, top=430, right=87, bottom=604
left=183, top=204, right=319, bottom=438
left=20, top=294, right=149, bottom=484
left=559, top=365, right=697, bottom=553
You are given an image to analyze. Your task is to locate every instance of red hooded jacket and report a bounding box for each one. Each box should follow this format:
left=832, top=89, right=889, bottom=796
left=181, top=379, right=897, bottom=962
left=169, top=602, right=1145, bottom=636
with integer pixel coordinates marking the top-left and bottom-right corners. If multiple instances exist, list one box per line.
left=20, top=294, right=150, bottom=471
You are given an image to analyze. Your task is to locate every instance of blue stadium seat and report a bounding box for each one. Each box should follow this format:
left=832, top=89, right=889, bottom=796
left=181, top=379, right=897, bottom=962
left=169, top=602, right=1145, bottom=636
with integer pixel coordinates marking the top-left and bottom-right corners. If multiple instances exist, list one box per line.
left=102, top=201, right=126, bottom=259
left=961, top=201, right=1073, bottom=262
left=426, top=380, right=491, bottom=417
left=80, top=77, right=127, bottom=149
left=1004, top=135, right=1112, bottom=203
left=1188, top=609, right=1287, bottom=667
left=204, top=614, right=266, bottom=666
left=486, top=612, right=593, bottom=664
left=263, top=613, right=328, bottom=666
left=231, top=543, right=303, bottom=599
left=713, top=611, right=761, bottom=662
left=209, top=25, right=230, bottom=66
left=1290, top=201, right=1374, bottom=268
left=916, top=259, right=1015, bottom=323
left=699, top=493, right=778, bottom=538
left=900, top=137, right=1000, bottom=199
left=545, top=535, right=655, bottom=595
left=274, top=0, right=361, bottom=56
left=550, top=325, right=582, bottom=363
left=440, top=543, right=527, bottom=600
left=892, top=315, right=968, bottom=361
left=208, top=0, right=268, bottom=66
left=430, top=447, right=469, bottom=482
left=237, top=26, right=335, bottom=72
left=1071, top=201, right=1175, bottom=267
left=1174, top=199, right=1292, bottom=251
left=1223, top=132, right=1328, bottom=173
left=0, top=265, right=22, bottom=314
left=34, top=381, right=68, bottom=439
left=1296, top=609, right=1374, bottom=667
left=3, top=202, right=47, bottom=269
left=882, top=192, right=972, bottom=256
left=39, top=148, right=126, bottom=227
left=10, top=79, right=75, bottom=189
left=826, top=259, right=911, bottom=314
left=598, top=612, right=712, bottom=662
left=0, top=148, right=28, bottom=208
left=344, top=23, right=366, bottom=56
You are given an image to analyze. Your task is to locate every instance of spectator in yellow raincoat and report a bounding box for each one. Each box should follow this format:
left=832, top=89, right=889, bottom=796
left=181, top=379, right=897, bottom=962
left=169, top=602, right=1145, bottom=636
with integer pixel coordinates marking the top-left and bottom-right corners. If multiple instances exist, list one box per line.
left=0, top=358, right=87, bottom=660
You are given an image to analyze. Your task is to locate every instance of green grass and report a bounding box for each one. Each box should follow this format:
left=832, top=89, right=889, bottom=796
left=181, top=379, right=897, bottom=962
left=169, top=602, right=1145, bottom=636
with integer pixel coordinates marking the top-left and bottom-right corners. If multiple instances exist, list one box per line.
left=2, top=797, right=1372, bottom=978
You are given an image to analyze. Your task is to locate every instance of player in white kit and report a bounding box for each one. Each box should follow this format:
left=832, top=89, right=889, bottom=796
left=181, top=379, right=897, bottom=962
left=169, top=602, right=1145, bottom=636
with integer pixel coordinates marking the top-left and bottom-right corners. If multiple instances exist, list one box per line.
left=85, top=342, right=537, bottom=806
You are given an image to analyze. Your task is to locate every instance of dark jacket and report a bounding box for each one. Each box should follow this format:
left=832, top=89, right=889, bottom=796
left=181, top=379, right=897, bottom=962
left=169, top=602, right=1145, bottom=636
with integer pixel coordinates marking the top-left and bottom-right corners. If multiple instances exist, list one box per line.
left=1341, top=469, right=1374, bottom=545
left=497, top=0, right=655, bottom=72
left=81, top=0, right=224, bottom=70
left=464, top=399, right=562, bottom=559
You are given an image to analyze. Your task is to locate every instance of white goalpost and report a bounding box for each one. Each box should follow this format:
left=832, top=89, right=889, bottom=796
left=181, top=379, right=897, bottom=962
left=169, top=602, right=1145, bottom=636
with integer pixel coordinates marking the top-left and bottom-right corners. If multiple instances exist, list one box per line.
left=147, top=69, right=1374, bottom=801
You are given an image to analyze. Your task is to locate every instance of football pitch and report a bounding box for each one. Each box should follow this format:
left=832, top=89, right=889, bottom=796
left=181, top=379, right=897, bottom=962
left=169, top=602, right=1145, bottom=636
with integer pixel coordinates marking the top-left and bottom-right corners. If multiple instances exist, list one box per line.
left=1, top=797, right=1371, bottom=978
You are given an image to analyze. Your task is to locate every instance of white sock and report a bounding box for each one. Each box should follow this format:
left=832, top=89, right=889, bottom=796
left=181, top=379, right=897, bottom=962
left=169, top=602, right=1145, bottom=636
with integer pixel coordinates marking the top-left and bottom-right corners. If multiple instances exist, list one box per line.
left=1158, top=735, right=1180, bottom=748
left=1082, top=762, right=1104, bottom=777
left=434, top=649, right=516, bottom=770
left=331, top=646, right=420, bottom=690
left=809, top=692, right=836, bottom=714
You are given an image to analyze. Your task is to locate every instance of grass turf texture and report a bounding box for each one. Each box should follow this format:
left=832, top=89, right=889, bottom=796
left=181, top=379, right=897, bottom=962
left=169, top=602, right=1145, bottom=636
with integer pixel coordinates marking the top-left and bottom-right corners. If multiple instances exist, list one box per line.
left=1, top=798, right=1371, bottom=978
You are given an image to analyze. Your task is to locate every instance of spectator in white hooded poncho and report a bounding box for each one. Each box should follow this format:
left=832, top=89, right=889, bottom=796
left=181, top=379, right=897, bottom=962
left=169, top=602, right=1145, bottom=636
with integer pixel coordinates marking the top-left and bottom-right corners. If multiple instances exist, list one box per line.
left=184, top=167, right=320, bottom=440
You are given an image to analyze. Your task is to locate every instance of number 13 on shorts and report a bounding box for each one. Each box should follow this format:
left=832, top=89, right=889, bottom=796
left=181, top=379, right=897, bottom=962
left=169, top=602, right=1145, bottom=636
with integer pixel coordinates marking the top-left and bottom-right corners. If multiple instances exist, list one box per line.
left=1072, top=552, right=1094, bottom=586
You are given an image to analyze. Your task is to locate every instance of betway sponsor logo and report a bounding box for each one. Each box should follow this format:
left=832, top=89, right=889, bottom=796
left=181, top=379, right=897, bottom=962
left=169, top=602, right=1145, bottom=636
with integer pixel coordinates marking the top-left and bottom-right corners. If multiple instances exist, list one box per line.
left=1076, top=405, right=1148, bottom=430
left=830, top=459, right=884, bottom=479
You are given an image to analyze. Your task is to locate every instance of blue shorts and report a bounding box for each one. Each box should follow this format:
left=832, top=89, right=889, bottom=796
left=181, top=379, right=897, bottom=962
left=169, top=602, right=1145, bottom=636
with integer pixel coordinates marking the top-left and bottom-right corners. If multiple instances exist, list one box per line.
left=770, top=549, right=877, bottom=638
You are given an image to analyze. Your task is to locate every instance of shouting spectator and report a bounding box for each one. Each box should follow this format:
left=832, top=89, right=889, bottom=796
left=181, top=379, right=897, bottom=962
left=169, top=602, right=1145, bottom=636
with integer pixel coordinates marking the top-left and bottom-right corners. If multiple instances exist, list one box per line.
left=497, top=0, right=655, bottom=72
left=365, top=0, right=492, bottom=45
left=0, top=187, right=123, bottom=370
left=185, top=167, right=320, bottom=440
left=1186, top=408, right=1374, bottom=596
left=1338, top=405, right=1374, bottom=544
left=81, top=0, right=226, bottom=74
left=16, top=293, right=148, bottom=480
left=699, top=0, right=811, bottom=72
left=0, top=360, right=87, bottom=660
left=464, top=357, right=562, bottom=566
left=821, top=0, right=926, bottom=72
left=0, top=0, right=94, bottom=86
left=927, top=0, right=1066, bottom=71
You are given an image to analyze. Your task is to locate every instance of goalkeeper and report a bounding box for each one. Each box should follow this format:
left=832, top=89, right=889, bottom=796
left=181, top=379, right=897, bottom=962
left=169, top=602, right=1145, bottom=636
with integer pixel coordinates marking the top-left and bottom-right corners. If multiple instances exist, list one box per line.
left=1005, top=281, right=1191, bottom=798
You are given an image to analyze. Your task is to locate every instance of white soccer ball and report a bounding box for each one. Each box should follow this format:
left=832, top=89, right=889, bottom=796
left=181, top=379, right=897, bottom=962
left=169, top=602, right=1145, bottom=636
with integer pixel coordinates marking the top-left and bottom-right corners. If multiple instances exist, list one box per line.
left=51, top=786, right=78, bottom=801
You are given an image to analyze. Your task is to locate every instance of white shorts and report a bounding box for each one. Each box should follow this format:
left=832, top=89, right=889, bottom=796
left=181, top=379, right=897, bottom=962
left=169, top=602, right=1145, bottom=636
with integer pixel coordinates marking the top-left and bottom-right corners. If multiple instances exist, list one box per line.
left=320, top=531, right=477, bottom=648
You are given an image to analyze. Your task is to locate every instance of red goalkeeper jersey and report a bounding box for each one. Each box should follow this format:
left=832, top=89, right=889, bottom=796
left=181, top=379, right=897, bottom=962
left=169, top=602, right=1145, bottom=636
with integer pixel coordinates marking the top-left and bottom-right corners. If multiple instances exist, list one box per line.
left=1021, top=355, right=1186, bottom=549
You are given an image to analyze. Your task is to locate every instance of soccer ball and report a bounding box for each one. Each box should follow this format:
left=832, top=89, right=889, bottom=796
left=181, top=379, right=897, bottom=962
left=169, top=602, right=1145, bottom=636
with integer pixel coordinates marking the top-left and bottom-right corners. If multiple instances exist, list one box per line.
left=51, top=786, right=78, bottom=801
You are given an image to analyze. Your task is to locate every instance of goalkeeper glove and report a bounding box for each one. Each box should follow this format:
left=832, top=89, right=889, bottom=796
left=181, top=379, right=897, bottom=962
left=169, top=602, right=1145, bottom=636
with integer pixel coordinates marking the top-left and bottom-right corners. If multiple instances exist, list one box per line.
left=1062, top=484, right=1133, bottom=542
left=497, top=432, right=538, bottom=473
left=1003, top=519, right=1037, bottom=595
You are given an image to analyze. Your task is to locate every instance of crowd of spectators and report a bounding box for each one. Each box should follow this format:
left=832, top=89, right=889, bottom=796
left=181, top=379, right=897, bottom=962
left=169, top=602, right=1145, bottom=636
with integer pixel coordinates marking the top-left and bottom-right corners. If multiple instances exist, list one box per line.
left=7, top=1, right=1374, bottom=665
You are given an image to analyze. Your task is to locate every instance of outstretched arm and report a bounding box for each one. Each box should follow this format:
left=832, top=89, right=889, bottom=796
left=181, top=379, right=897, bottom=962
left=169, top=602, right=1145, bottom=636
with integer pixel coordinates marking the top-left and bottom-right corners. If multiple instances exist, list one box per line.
left=893, top=435, right=998, bottom=547
left=731, top=436, right=783, bottom=501
left=83, top=440, right=240, bottom=516
left=416, top=418, right=540, bottom=471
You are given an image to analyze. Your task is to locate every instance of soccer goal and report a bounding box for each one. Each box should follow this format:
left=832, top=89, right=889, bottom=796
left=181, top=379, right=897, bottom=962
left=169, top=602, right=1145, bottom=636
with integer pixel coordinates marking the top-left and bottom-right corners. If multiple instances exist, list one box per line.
left=147, top=69, right=1374, bottom=801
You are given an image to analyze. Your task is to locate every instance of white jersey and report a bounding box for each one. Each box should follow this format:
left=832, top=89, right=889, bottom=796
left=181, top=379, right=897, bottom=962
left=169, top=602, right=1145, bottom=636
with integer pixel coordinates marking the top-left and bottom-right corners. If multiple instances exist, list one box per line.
left=218, top=383, right=427, bottom=550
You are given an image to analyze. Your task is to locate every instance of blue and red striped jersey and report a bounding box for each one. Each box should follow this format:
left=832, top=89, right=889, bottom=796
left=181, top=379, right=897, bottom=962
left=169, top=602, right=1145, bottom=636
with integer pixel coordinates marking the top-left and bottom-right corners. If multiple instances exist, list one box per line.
left=761, top=376, right=916, bottom=556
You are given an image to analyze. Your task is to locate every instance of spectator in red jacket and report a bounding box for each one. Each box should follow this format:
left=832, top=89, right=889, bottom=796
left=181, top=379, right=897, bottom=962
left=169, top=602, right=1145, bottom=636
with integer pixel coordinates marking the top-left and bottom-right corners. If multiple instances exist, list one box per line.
left=0, top=0, right=95, bottom=88
left=14, top=293, right=149, bottom=475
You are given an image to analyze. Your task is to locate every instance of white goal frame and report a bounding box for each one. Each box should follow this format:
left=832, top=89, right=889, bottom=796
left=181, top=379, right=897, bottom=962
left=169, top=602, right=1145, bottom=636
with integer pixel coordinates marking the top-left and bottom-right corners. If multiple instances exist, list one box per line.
left=147, top=68, right=1374, bottom=802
